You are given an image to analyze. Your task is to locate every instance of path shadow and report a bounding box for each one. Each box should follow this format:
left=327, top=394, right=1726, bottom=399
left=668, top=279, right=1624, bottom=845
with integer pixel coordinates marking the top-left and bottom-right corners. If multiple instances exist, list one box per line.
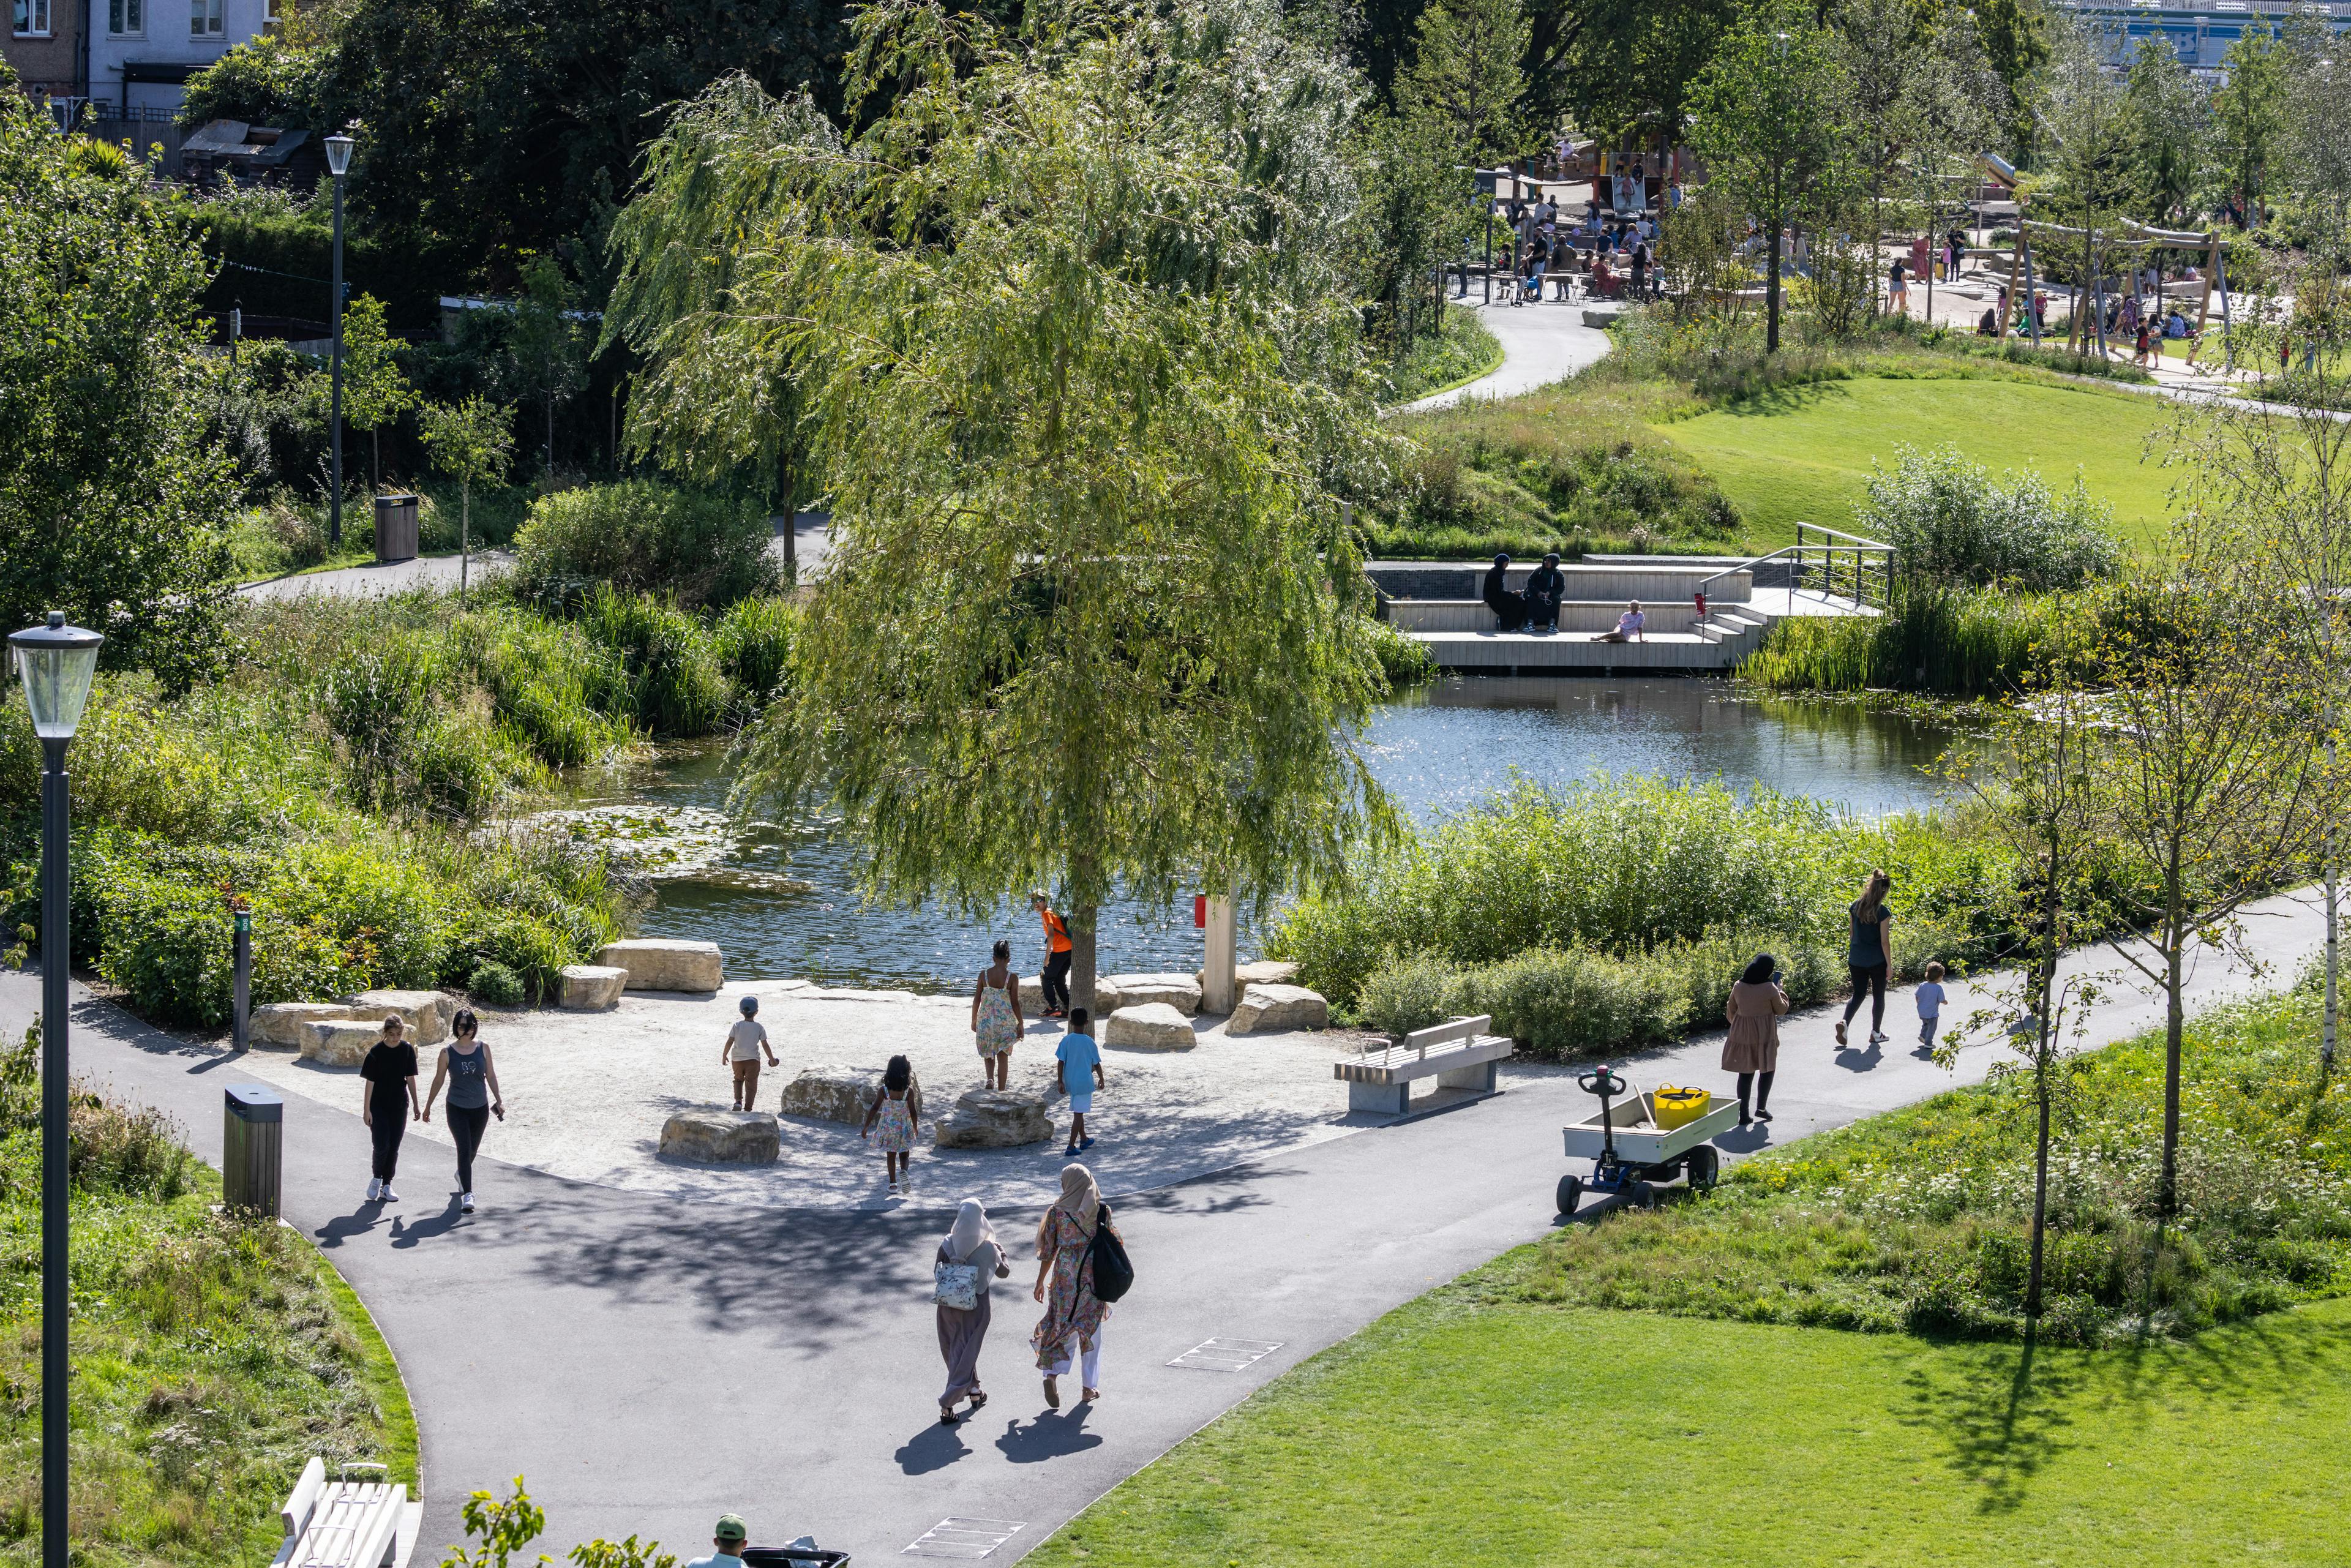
left=1711, top=1125, right=1772, bottom=1155
left=313, top=1203, right=393, bottom=1250
left=993, top=1406, right=1100, bottom=1464
left=1834, top=1038, right=1885, bottom=1073
left=894, top=1420, right=972, bottom=1475
left=388, top=1196, right=471, bottom=1248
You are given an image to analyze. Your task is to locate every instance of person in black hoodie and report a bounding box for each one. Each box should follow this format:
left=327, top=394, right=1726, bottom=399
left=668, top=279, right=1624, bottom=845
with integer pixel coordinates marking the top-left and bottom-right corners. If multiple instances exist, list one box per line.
left=1524, top=552, right=1567, bottom=633
left=1482, top=554, right=1528, bottom=631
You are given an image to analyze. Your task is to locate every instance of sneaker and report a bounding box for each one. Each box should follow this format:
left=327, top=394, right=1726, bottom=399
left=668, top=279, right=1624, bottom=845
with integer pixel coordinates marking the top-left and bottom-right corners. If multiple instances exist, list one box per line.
left=1834, top=1020, right=1848, bottom=1045
left=1753, top=1108, right=1774, bottom=1123
left=1078, top=1136, right=1095, bottom=1150
left=1869, top=1031, right=1888, bottom=1045
left=461, top=1192, right=476, bottom=1214
left=366, top=1179, right=381, bottom=1201
left=381, top=1186, right=399, bottom=1202
left=1063, top=1146, right=1080, bottom=1157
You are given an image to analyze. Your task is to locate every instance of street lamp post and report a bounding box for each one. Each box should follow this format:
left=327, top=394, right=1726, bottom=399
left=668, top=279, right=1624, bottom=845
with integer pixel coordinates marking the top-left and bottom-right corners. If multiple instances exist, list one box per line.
left=10, top=612, right=103, bottom=1568
left=324, top=129, right=355, bottom=549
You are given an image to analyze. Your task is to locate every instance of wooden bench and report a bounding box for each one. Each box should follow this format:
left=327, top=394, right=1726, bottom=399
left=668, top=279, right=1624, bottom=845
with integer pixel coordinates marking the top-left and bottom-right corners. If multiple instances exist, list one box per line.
left=272, top=1457, right=423, bottom=1568
left=1333, top=1014, right=1515, bottom=1117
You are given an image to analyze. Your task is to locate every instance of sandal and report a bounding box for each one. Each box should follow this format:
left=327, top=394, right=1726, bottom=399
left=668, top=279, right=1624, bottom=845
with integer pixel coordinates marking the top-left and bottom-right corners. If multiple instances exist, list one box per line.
left=966, top=1390, right=988, bottom=1414
left=1043, top=1375, right=1060, bottom=1409
left=1081, top=1387, right=1100, bottom=1403
left=939, top=1406, right=959, bottom=1424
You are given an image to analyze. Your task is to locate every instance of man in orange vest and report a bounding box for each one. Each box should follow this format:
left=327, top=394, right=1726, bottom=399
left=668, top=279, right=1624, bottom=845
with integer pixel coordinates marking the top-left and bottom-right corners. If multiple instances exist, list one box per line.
left=1032, top=890, right=1073, bottom=1019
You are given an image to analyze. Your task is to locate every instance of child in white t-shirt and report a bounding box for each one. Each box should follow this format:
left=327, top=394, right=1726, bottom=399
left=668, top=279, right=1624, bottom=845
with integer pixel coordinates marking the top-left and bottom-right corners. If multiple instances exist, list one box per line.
left=1914, top=961, right=1948, bottom=1052
left=722, top=995, right=778, bottom=1111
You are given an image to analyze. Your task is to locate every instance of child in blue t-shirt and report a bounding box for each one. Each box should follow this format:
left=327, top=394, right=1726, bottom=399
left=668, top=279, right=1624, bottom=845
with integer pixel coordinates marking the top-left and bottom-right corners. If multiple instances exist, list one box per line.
left=1056, top=1009, right=1106, bottom=1156
left=1914, top=961, right=1948, bottom=1052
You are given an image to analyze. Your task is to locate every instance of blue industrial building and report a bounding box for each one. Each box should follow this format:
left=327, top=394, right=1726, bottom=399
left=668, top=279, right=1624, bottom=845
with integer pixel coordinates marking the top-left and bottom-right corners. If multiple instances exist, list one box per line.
left=2057, top=0, right=2351, bottom=75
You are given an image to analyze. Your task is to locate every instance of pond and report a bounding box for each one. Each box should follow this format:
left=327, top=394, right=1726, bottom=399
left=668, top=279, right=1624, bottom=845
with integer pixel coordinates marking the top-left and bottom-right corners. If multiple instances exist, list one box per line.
left=544, top=678, right=1965, bottom=993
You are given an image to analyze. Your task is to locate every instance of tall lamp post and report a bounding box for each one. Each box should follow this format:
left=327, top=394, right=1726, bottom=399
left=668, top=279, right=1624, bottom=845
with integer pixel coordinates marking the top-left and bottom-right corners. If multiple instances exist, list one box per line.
left=10, top=612, right=103, bottom=1568
left=324, top=127, right=356, bottom=548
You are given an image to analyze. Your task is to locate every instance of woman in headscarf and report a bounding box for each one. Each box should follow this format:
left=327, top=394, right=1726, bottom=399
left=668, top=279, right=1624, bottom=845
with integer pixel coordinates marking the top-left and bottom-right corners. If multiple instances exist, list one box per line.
left=936, top=1198, right=1013, bottom=1423
left=1482, top=553, right=1528, bottom=632
left=1723, top=953, right=1789, bottom=1127
left=1030, top=1162, right=1116, bottom=1408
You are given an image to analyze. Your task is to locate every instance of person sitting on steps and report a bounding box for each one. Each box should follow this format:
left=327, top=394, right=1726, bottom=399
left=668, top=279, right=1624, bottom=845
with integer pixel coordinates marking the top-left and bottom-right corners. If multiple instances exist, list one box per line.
left=1523, top=552, right=1567, bottom=632
left=1483, top=553, right=1529, bottom=632
left=1593, top=600, right=1644, bottom=643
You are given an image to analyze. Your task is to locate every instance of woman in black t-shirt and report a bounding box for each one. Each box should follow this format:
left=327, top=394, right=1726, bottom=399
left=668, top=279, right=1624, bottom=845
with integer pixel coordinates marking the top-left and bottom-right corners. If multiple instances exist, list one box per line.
left=359, top=1015, right=421, bottom=1203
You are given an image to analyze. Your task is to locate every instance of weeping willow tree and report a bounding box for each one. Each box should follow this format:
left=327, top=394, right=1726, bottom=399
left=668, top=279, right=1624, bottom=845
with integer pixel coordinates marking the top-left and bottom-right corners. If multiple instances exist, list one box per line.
left=604, top=0, right=1400, bottom=1006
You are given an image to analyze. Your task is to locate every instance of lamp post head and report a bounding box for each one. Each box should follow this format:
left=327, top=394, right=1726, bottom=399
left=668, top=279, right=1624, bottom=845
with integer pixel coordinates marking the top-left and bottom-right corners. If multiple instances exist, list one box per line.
left=9, top=612, right=103, bottom=740
left=323, top=129, right=355, bottom=178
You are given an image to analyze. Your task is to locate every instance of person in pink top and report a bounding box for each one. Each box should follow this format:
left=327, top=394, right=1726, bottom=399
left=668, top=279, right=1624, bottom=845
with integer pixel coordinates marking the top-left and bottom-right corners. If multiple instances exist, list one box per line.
left=1594, top=601, right=1644, bottom=643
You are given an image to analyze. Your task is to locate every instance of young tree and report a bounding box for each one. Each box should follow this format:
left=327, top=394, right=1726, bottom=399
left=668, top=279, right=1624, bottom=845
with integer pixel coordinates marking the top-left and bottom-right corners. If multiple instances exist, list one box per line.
left=507, top=254, right=586, bottom=476
left=340, top=293, right=416, bottom=492
left=1831, top=0, right=1990, bottom=320
left=2123, top=35, right=2207, bottom=228
left=1397, top=0, right=1528, bottom=167
left=1687, top=3, right=1854, bottom=352
left=418, top=395, right=514, bottom=604
left=2211, top=26, right=2287, bottom=228
left=2034, top=18, right=2139, bottom=356
left=2280, top=21, right=2351, bottom=258
left=607, top=1, right=1400, bottom=1010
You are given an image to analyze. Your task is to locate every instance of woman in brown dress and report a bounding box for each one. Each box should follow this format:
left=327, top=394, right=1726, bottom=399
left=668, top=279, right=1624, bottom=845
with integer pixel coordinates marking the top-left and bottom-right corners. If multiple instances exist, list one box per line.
left=937, top=1198, right=1011, bottom=1423
left=1723, top=953, right=1790, bottom=1126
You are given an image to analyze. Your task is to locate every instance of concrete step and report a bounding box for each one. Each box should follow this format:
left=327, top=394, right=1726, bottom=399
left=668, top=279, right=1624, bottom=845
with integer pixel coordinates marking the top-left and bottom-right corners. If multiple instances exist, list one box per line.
left=1408, top=630, right=1745, bottom=671
left=1389, top=599, right=1722, bottom=634
left=1368, top=560, right=1752, bottom=605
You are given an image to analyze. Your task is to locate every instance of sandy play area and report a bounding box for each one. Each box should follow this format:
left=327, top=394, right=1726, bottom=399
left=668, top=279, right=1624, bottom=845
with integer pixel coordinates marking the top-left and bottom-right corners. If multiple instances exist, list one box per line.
left=235, top=980, right=1394, bottom=1210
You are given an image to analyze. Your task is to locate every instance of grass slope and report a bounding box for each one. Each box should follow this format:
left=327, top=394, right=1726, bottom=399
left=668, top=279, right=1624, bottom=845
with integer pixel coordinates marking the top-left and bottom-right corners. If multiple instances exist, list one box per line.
left=1030, top=1288, right=2351, bottom=1567
left=1659, top=377, right=2181, bottom=551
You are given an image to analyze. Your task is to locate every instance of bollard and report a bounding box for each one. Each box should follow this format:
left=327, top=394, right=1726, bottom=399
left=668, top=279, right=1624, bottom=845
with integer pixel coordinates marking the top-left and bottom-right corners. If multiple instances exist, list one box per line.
left=232, top=909, right=252, bottom=1052
left=223, top=1084, right=283, bottom=1217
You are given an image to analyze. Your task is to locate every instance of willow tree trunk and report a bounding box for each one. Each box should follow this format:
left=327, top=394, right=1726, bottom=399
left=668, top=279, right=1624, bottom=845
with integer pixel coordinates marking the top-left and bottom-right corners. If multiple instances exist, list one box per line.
left=1069, top=904, right=1098, bottom=1021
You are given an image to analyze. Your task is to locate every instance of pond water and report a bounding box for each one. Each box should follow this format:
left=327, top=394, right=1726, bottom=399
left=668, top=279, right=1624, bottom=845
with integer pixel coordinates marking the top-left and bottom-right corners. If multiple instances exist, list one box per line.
left=549, top=678, right=1964, bottom=992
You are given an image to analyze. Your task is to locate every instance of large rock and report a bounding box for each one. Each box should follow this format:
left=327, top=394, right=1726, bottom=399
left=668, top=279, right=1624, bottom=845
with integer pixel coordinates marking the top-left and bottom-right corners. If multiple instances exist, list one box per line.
left=557, top=965, right=627, bottom=1011
left=776, top=1065, right=872, bottom=1126
left=932, top=1089, right=1052, bottom=1149
left=1105, top=1002, right=1196, bottom=1051
left=597, top=939, right=724, bottom=993
left=1226, top=982, right=1329, bottom=1035
left=659, top=1108, right=780, bottom=1164
left=252, top=1002, right=356, bottom=1049
left=1191, top=959, right=1300, bottom=1005
left=299, top=1019, right=386, bottom=1068
left=342, top=989, right=456, bottom=1045
left=1101, top=972, right=1201, bottom=1017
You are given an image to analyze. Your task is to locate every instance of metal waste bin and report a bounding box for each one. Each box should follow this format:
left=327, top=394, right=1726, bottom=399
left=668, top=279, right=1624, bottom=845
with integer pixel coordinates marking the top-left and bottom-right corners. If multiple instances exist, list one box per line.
left=223, top=1084, right=283, bottom=1217
left=372, top=493, right=420, bottom=563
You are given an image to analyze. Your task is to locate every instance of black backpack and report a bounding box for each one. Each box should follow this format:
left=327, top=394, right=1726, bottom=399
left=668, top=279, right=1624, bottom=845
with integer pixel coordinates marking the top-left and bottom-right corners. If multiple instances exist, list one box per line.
left=1087, top=1204, right=1134, bottom=1303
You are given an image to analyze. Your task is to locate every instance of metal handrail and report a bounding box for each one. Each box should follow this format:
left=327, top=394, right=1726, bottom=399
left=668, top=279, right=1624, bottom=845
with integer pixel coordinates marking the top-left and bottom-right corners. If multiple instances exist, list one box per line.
left=1695, top=523, right=1895, bottom=616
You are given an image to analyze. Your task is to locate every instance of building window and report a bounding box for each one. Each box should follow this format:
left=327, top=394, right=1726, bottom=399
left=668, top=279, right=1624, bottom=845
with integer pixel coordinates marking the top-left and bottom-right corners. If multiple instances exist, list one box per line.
left=13, top=0, right=52, bottom=35
left=264, top=0, right=282, bottom=28
left=190, top=0, right=220, bottom=33
left=108, top=0, right=141, bottom=33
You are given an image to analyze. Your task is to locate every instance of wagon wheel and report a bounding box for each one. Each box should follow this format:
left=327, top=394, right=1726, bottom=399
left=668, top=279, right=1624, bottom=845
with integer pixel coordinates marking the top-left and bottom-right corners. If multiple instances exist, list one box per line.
left=1687, top=1146, right=1720, bottom=1192
left=1555, top=1173, right=1584, bottom=1215
left=1624, top=1180, right=1658, bottom=1210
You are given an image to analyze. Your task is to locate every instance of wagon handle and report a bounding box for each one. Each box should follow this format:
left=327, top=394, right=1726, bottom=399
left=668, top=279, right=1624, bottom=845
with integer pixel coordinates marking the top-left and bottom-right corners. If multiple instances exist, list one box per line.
left=1577, top=1065, right=1627, bottom=1165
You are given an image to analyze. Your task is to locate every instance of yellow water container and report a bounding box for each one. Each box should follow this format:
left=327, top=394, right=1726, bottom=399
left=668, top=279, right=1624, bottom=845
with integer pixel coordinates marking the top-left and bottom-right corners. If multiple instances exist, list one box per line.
left=1653, top=1085, right=1711, bottom=1130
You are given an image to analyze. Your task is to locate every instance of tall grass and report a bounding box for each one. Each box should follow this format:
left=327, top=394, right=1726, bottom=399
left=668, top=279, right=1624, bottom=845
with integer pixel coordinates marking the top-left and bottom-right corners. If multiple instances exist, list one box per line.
left=1738, top=583, right=2052, bottom=697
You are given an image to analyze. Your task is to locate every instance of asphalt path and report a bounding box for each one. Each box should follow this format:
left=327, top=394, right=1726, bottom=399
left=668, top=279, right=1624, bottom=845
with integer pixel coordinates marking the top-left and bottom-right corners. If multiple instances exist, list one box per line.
left=1398, top=296, right=1615, bottom=415
left=8, top=887, right=2328, bottom=1564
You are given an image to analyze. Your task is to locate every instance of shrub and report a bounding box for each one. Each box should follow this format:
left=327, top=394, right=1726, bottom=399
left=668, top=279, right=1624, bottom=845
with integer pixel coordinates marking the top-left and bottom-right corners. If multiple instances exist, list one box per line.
left=514, top=480, right=778, bottom=609
left=580, top=586, right=730, bottom=737
left=1364, top=616, right=1438, bottom=691
left=1856, top=443, right=2121, bottom=592
left=467, top=958, right=527, bottom=1008
left=1462, top=946, right=1689, bottom=1057
left=710, top=595, right=798, bottom=705
left=1355, top=953, right=1457, bottom=1037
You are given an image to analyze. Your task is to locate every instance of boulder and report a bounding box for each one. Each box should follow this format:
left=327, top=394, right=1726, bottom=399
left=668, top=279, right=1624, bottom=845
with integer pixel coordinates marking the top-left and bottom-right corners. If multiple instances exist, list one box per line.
left=1226, top=982, right=1330, bottom=1035
left=557, top=965, right=628, bottom=1011
left=776, top=1065, right=872, bottom=1126
left=299, top=1019, right=385, bottom=1068
left=932, top=1089, right=1052, bottom=1149
left=1105, top=1002, right=1197, bottom=1051
left=659, top=1108, right=781, bottom=1164
left=251, top=1002, right=356, bottom=1049
left=1101, top=971, right=1201, bottom=1016
left=596, top=939, right=724, bottom=993
left=1191, top=959, right=1300, bottom=1003
left=342, top=988, right=456, bottom=1045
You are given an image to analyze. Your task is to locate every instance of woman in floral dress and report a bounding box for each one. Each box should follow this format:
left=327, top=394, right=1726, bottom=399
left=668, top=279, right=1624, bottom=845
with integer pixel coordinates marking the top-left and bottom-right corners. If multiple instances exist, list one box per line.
left=970, top=939, right=1024, bottom=1090
left=861, top=1054, right=922, bottom=1194
left=1030, top=1162, right=1114, bottom=1406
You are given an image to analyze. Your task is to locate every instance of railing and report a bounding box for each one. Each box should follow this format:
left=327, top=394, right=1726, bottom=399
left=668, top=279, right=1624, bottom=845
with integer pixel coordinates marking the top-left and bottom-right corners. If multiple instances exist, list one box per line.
left=1696, top=523, right=1895, bottom=617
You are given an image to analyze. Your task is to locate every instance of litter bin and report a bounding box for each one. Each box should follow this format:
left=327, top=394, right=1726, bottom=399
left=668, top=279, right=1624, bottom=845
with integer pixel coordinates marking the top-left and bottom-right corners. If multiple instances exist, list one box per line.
left=223, top=1084, right=283, bottom=1217
left=372, top=493, right=420, bottom=563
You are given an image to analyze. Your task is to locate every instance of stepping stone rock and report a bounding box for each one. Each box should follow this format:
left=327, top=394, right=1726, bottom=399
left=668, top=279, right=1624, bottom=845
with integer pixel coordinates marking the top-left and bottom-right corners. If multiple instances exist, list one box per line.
left=343, top=988, right=456, bottom=1045
left=1105, top=1002, right=1197, bottom=1051
left=659, top=1108, right=780, bottom=1164
left=1101, top=972, right=1202, bottom=1016
left=777, top=1065, right=873, bottom=1126
left=299, top=1019, right=384, bottom=1068
left=251, top=1002, right=356, bottom=1049
left=596, top=939, right=724, bottom=993
left=932, top=1089, right=1052, bottom=1149
left=1226, top=982, right=1329, bottom=1035
left=557, top=965, right=628, bottom=1011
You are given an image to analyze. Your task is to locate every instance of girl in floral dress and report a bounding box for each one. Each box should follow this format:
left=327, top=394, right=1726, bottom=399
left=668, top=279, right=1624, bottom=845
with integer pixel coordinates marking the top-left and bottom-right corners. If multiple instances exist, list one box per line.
left=861, top=1054, right=923, bottom=1194
left=970, top=939, right=1024, bottom=1090
left=1030, top=1162, right=1114, bottom=1406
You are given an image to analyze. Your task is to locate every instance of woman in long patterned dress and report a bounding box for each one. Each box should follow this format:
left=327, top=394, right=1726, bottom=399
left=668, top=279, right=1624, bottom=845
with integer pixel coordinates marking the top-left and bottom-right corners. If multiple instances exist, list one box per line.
left=936, top=1199, right=1012, bottom=1423
left=1030, top=1162, right=1115, bottom=1406
left=861, top=1054, right=923, bottom=1194
left=970, top=939, right=1024, bottom=1090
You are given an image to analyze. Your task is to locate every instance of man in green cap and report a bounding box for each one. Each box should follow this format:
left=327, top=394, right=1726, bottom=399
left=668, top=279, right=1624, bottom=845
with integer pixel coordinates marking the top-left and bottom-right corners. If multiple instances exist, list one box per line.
left=686, top=1514, right=749, bottom=1568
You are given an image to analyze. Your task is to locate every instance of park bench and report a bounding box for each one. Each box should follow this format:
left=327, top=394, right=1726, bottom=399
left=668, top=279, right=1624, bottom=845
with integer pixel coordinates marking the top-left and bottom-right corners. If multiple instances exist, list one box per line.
left=272, top=1457, right=422, bottom=1568
left=1334, top=1013, right=1515, bottom=1117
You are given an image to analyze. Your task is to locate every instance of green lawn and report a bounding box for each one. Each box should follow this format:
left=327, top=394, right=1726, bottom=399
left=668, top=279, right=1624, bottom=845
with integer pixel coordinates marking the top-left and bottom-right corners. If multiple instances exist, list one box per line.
left=1030, top=1283, right=2351, bottom=1567
left=1657, top=377, right=2184, bottom=551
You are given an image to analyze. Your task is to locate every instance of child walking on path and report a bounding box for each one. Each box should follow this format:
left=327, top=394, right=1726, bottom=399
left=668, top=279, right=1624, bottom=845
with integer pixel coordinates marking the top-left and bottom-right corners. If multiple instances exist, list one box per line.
left=1914, top=962, right=1948, bottom=1055
left=722, top=996, right=778, bottom=1111
left=1056, top=1008, right=1105, bottom=1157
left=863, top=1054, right=924, bottom=1195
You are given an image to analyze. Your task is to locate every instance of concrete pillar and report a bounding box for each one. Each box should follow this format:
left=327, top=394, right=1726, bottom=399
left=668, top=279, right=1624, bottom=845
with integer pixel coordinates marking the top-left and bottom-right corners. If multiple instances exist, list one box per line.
left=1202, top=895, right=1237, bottom=1015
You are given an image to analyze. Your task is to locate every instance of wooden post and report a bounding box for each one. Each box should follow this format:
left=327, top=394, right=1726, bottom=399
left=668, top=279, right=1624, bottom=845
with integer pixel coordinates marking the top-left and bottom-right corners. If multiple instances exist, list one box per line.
left=2003, top=225, right=2024, bottom=337
left=2195, top=233, right=2218, bottom=335
left=1202, top=895, right=1237, bottom=1016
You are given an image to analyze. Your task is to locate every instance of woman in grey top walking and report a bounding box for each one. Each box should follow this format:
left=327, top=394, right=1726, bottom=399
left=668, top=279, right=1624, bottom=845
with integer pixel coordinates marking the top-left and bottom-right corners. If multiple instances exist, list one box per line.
left=936, top=1198, right=1013, bottom=1424
left=1836, top=871, right=1894, bottom=1047
left=423, top=1009, right=505, bottom=1214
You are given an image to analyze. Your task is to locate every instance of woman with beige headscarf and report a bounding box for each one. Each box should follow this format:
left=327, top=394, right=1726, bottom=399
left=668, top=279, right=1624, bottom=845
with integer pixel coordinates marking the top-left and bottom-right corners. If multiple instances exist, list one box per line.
left=1030, top=1163, right=1116, bottom=1407
left=936, top=1198, right=1012, bottom=1424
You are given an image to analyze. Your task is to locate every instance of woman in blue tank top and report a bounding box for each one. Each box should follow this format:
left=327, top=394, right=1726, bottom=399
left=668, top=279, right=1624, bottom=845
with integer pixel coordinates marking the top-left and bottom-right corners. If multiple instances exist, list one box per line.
left=424, top=1008, right=506, bottom=1214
